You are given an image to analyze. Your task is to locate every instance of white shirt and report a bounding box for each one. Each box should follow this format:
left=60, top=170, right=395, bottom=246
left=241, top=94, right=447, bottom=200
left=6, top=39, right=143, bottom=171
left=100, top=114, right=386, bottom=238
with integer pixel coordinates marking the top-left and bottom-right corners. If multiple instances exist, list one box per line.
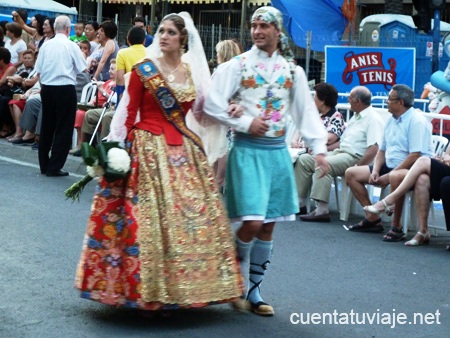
left=35, top=33, right=87, bottom=86
left=340, top=106, right=384, bottom=156
left=204, top=47, right=327, bottom=155
left=5, top=39, right=27, bottom=64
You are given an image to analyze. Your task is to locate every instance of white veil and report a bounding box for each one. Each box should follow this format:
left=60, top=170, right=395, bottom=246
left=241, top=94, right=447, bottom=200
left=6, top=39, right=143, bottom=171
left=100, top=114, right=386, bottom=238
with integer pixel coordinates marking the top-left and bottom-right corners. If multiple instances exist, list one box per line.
left=108, top=12, right=228, bottom=164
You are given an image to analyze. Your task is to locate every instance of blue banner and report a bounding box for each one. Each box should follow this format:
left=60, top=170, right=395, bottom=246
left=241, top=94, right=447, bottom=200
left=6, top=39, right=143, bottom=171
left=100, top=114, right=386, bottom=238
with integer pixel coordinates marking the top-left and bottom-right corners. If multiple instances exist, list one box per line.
left=325, top=46, right=416, bottom=97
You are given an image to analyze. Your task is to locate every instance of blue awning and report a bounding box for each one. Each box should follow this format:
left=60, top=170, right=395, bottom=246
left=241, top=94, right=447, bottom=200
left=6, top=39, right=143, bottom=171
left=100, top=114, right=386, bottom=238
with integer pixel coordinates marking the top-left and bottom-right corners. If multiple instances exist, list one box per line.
left=271, top=0, right=350, bottom=52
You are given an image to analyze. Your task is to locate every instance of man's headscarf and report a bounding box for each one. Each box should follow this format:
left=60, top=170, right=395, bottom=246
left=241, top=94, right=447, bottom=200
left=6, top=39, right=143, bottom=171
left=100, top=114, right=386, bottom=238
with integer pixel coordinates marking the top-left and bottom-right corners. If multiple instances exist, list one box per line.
left=251, top=6, right=283, bottom=30
left=251, top=6, right=295, bottom=62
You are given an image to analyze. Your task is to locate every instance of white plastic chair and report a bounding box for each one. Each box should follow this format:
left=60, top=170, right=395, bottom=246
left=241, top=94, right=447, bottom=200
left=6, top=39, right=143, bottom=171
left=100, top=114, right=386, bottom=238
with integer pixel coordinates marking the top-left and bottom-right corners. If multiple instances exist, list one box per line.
left=73, top=82, right=98, bottom=148
left=78, top=82, right=98, bottom=105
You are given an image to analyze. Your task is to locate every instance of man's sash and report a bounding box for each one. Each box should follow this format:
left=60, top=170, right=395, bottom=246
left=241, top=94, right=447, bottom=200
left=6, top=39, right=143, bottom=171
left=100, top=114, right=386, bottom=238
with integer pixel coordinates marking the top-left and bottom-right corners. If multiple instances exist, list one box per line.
left=134, top=59, right=205, bottom=154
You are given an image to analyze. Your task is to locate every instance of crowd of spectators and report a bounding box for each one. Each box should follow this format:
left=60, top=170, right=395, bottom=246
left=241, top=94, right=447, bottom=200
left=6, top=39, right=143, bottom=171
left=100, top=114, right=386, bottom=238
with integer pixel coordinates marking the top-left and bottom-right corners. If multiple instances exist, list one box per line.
left=1, top=8, right=449, bottom=250
left=0, top=10, right=151, bottom=157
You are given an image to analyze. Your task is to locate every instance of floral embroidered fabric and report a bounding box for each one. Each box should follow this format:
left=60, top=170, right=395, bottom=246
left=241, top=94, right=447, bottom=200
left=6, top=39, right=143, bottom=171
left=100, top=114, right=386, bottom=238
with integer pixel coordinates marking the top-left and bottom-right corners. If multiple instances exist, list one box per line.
left=75, top=130, right=243, bottom=310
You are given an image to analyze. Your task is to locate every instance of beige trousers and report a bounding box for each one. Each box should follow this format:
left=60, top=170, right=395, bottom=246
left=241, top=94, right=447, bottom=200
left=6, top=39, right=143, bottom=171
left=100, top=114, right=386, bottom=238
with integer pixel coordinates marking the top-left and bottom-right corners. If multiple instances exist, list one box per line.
left=294, top=149, right=360, bottom=203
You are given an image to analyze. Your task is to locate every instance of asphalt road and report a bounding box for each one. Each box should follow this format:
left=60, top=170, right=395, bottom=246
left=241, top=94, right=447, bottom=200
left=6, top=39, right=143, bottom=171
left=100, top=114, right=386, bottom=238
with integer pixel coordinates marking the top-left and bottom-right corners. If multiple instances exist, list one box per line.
left=1, top=154, right=450, bottom=338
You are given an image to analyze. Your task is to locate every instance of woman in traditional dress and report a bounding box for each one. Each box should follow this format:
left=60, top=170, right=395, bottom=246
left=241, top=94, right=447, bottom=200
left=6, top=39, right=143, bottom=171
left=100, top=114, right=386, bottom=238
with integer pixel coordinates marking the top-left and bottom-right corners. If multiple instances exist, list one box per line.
left=75, top=12, right=243, bottom=311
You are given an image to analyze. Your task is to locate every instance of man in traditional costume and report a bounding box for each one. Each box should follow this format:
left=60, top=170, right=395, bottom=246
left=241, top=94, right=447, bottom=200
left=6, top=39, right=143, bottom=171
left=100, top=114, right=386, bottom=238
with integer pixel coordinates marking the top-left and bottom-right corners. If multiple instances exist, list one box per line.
left=204, top=6, right=328, bottom=316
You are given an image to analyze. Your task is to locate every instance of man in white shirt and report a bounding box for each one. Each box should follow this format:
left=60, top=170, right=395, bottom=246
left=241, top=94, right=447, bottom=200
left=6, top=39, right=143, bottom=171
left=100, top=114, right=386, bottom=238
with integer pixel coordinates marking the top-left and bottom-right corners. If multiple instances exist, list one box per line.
left=345, top=84, right=433, bottom=240
left=34, top=15, right=87, bottom=176
left=297, top=86, right=384, bottom=222
left=203, top=6, right=328, bottom=316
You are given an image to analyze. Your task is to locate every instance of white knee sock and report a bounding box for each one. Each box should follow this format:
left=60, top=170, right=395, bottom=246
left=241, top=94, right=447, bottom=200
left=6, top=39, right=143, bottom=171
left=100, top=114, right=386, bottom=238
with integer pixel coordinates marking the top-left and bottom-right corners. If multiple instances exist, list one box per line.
left=247, top=239, right=273, bottom=305
left=235, top=236, right=253, bottom=296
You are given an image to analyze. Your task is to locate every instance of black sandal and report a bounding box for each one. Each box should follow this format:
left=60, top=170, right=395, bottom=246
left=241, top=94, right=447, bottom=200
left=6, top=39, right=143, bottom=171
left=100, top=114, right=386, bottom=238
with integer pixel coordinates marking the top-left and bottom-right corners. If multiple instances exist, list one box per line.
left=382, top=227, right=406, bottom=242
left=347, top=218, right=384, bottom=233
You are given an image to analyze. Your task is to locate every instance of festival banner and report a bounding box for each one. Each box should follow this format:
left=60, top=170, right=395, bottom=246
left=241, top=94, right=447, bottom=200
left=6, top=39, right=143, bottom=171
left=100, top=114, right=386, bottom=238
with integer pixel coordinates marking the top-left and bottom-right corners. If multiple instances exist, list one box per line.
left=325, top=46, right=415, bottom=98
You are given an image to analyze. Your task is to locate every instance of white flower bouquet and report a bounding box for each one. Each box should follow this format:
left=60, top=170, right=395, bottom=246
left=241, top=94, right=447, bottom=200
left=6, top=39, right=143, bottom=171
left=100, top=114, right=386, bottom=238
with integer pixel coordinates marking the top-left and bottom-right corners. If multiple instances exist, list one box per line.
left=64, top=142, right=131, bottom=202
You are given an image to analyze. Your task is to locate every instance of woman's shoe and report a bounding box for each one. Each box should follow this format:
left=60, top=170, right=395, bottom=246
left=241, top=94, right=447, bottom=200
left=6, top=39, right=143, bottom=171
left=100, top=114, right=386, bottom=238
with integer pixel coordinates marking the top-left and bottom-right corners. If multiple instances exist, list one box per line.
left=405, top=231, right=430, bottom=246
left=364, top=199, right=394, bottom=216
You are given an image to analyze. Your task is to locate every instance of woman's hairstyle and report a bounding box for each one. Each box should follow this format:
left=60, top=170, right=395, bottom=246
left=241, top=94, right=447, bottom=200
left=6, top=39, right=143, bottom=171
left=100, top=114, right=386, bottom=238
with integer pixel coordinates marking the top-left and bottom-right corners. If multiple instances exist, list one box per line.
left=314, top=82, right=338, bottom=108
left=160, top=14, right=188, bottom=48
left=34, top=14, right=47, bottom=36
left=216, top=39, right=241, bottom=64
left=0, top=47, right=11, bottom=63
left=45, top=17, right=56, bottom=35
left=6, top=22, right=22, bottom=38
left=99, top=20, right=117, bottom=39
left=16, top=9, right=28, bottom=23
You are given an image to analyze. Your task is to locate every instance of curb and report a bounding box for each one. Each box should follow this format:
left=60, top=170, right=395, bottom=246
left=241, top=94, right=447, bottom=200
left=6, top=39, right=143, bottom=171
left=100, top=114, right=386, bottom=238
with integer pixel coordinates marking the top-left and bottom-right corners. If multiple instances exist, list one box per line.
left=0, top=139, right=87, bottom=176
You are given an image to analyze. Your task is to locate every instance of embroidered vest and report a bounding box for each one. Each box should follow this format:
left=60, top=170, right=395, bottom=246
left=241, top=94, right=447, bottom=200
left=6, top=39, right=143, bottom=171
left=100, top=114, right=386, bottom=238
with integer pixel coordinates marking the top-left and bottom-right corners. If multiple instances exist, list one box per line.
left=237, top=53, right=294, bottom=138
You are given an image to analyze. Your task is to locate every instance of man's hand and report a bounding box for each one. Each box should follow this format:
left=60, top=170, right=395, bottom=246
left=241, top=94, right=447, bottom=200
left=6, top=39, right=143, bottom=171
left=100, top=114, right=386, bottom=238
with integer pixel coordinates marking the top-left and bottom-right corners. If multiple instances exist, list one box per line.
left=375, top=174, right=390, bottom=188
left=368, top=171, right=379, bottom=185
left=228, top=103, right=243, bottom=118
left=314, top=153, right=329, bottom=178
left=249, top=116, right=270, bottom=136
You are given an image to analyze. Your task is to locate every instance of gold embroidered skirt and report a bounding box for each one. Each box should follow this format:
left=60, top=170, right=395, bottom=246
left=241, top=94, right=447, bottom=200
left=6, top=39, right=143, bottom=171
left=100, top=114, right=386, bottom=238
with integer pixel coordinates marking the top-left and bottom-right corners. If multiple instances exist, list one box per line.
left=75, top=129, right=243, bottom=310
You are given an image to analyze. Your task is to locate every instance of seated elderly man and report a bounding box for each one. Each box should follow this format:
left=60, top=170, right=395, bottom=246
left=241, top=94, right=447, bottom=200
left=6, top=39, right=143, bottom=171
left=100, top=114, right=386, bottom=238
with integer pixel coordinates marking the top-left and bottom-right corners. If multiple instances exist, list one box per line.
left=80, top=102, right=116, bottom=146
left=345, top=84, right=433, bottom=241
left=297, top=86, right=384, bottom=222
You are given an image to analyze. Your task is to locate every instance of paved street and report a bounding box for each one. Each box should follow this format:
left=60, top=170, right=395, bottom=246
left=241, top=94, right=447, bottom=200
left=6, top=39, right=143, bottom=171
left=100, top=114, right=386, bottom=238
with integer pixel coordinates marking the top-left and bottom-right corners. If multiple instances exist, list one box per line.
left=1, top=140, right=450, bottom=338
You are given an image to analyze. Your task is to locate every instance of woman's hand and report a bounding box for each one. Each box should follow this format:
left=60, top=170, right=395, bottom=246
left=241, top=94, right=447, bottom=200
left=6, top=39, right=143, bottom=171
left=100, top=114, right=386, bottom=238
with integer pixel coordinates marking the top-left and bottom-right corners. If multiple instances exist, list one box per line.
left=442, top=154, right=450, bottom=166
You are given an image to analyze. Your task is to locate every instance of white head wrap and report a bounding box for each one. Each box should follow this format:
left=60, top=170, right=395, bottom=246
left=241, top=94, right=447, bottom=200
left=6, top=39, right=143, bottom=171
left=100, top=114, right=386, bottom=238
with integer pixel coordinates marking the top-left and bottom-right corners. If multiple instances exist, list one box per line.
left=108, top=12, right=227, bottom=164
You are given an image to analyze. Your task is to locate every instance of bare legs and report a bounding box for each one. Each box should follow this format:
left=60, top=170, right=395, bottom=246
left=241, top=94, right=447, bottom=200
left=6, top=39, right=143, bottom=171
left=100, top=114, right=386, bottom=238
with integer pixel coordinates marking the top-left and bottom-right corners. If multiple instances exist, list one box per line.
left=414, top=173, right=431, bottom=234
left=345, top=165, right=378, bottom=221
left=387, top=169, right=408, bottom=229
left=9, top=103, right=24, bottom=139
left=369, top=157, right=431, bottom=210
left=237, top=221, right=275, bottom=242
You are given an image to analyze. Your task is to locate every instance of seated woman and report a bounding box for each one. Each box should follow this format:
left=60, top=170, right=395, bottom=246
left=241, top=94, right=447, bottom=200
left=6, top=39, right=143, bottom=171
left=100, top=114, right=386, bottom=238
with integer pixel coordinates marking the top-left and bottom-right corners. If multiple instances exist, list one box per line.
left=17, top=94, right=42, bottom=149
left=364, top=147, right=450, bottom=247
left=4, top=22, right=27, bottom=68
left=0, top=47, right=17, bottom=137
left=7, top=80, right=40, bottom=143
left=291, top=82, right=345, bottom=154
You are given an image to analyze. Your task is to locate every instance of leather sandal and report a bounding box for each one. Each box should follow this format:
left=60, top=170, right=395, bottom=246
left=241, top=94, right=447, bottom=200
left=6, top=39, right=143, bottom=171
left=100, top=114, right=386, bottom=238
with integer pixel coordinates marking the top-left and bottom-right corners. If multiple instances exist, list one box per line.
left=382, top=227, right=406, bottom=242
left=364, top=199, right=394, bottom=216
left=347, top=218, right=384, bottom=232
left=405, top=231, right=430, bottom=246
left=251, top=301, right=274, bottom=316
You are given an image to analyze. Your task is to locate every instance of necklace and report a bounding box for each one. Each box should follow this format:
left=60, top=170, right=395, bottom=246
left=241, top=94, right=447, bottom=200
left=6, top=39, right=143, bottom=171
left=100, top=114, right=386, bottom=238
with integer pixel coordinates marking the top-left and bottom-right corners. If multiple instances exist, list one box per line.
left=162, top=60, right=182, bottom=83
